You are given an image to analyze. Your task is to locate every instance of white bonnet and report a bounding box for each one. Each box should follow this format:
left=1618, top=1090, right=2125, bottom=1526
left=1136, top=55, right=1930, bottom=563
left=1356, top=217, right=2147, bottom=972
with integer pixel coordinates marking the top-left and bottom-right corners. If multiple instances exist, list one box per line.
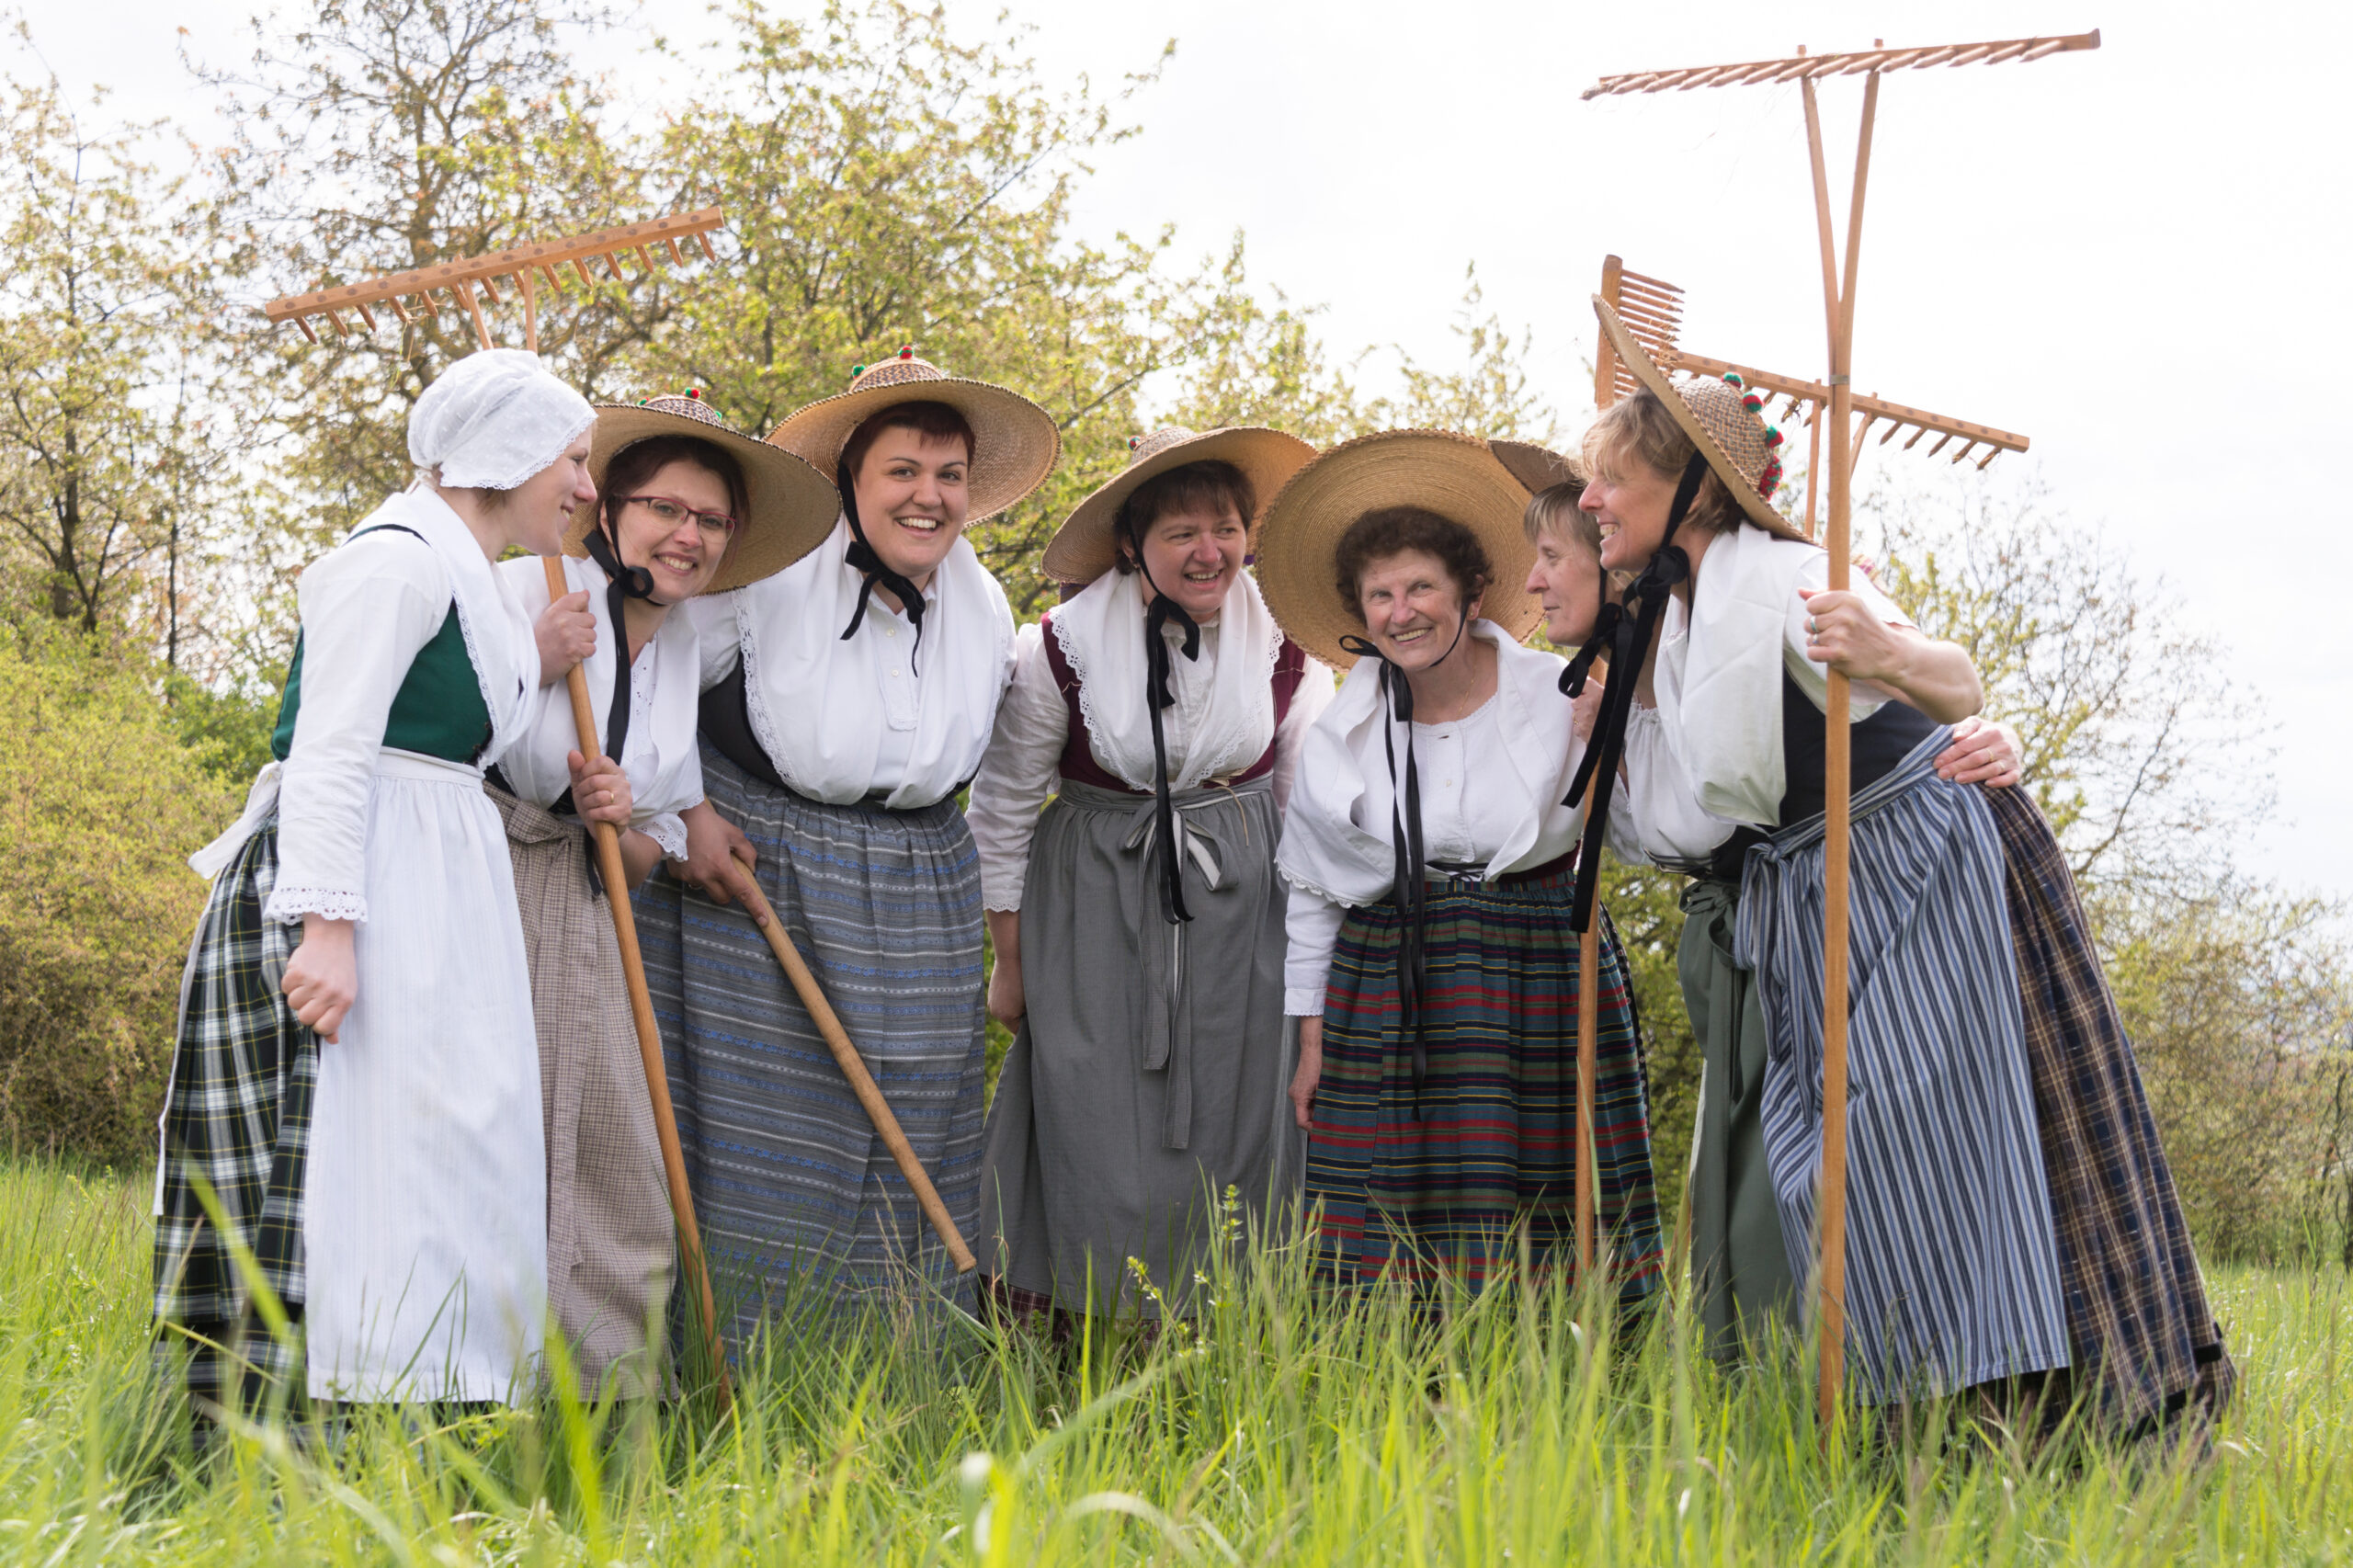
left=409, top=348, right=596, bottom=490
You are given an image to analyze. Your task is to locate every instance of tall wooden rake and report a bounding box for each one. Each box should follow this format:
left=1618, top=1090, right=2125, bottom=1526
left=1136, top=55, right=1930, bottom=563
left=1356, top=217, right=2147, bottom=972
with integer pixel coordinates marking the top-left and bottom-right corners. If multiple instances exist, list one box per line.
left=1579, top=28, right=2097, bottom=1428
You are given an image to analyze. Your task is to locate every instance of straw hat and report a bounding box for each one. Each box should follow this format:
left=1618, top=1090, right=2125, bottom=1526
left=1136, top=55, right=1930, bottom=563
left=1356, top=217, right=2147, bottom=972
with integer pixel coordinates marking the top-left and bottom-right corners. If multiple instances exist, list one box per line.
left=764, top=346, right=1061, bottom=522
left=572, top=390, right=842, bottom=595
left=1254, top=428, right=1541, bottom=671
left=1489, top=438, right=1587, bottom=496
left=1040, top=425, right=1317, bottom=585
left=1590, top=297, right=1803, bottom=542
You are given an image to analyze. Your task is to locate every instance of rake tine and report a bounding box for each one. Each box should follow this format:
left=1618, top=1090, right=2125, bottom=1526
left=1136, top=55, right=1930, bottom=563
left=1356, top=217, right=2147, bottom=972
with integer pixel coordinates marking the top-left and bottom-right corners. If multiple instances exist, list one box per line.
left=1927, top=433, right=1954, bottom=457
left=697, top=231, right=719, bottom=263
left=1976, top=447, right=2001, bottom=470
left=293, top=315, right=319, bottom=345
left=1948, top=440, right=1977, bottom=465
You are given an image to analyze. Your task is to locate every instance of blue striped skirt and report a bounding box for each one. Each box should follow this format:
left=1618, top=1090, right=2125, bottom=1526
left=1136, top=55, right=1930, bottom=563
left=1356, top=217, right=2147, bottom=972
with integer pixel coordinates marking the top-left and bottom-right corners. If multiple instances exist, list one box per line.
left=632, top=744, right=987, bottom=1342
left=1737, top=732, right=2070, bottom=1402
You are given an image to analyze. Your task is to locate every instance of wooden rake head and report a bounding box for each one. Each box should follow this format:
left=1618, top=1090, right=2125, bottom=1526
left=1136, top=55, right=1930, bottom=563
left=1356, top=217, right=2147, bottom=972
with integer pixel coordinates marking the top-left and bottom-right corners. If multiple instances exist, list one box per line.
left=1595, top=256, right=2029, bottom=481
left=261, top=207, right=726, bottom=354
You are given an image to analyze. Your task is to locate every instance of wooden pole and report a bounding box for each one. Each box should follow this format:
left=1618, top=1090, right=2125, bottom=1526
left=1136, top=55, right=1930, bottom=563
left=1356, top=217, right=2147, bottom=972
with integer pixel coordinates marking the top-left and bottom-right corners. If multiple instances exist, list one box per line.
left=1800, top=64, right=1881, bottom=1436
left=541, top=557, right=734, bottom=1403
left=724, top=859, right=979, bottom=1275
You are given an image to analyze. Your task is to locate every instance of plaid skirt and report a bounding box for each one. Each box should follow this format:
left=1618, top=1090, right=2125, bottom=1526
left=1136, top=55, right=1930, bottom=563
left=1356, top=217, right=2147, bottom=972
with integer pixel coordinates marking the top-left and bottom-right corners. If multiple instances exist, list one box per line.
left=152, top=819, right=314, bottom=1417
left=1982, top=786, right=2236, bottom=1430
left=1306, top=864, right=1663, bottom=1305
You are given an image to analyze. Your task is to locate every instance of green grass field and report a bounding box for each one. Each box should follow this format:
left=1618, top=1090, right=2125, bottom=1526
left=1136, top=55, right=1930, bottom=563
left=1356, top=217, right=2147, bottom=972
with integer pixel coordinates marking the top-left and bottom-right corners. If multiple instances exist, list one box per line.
left=3, top=1158, right=2347, bottom=1566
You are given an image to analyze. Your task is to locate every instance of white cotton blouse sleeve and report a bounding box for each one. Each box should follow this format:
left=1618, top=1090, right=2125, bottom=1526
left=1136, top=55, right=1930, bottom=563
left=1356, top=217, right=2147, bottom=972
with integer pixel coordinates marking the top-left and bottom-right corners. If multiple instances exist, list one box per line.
left=966, top=621, right=1073, bottom=914
left=1271, top=655, right=1336, bottom=815
left=1284, top=882, right=1349, bottom=1017
left=1615, top=704, right=1741, bottom=867
left=267, top=532, right=452, bottom=925
left=688, top=591, right=742, bottom=691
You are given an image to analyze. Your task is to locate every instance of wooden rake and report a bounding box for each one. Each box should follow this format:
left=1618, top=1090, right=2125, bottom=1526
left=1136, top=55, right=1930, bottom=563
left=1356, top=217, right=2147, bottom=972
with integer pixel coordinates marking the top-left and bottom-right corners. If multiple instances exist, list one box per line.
left=1580, top=29, right=2097, bottom=1430
left=265, top=210, right=735, bottom=1403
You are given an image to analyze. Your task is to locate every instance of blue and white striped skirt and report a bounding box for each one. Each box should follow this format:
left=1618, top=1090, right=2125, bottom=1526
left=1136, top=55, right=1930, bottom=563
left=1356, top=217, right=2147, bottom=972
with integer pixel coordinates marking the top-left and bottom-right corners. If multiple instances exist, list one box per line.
left=1736, top=731, right=2069, bottom=1402
left=632, top=744, right=987, bottom=1343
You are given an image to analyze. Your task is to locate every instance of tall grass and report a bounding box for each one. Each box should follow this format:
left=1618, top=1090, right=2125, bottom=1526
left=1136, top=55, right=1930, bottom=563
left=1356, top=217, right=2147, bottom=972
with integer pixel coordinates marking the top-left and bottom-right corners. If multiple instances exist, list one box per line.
left=2, top=1156, right=2346, bottom=1564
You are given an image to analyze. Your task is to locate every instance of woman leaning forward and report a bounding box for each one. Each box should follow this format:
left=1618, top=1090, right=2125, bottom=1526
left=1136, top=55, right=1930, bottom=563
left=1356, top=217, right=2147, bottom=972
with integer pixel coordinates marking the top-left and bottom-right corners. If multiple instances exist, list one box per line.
left=154, top=350, right=589, bottom=1422
left=969, top=427, right=1335, bottom=1322
left=490, top=391, right=838, bottom=1392
left=634, top=350, right=1060, bottom=1337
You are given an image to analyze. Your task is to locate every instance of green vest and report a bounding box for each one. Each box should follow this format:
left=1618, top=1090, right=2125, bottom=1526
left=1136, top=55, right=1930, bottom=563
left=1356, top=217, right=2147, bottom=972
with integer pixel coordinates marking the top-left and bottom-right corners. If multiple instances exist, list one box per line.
left=269, top=526, right=494, bottom=765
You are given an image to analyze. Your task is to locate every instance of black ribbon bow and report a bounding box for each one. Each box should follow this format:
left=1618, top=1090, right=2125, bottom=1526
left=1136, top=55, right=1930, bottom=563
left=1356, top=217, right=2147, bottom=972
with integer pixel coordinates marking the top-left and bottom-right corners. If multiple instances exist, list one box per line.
left=835, top=459, right=929, bottom=673
left=1558, top=451, right=1710, bottom=934
left=1140, top=586, right=1204, bottom=925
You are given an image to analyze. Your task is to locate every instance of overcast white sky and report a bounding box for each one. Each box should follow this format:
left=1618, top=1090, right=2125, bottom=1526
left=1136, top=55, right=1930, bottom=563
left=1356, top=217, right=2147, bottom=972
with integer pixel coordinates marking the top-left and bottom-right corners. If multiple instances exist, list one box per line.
left=24, top=1, right=2351, bottom=904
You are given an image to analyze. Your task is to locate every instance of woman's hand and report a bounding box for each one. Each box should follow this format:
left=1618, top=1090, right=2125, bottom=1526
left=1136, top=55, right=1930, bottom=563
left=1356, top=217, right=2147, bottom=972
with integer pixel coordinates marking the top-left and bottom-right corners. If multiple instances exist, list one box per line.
left=535, top=589, right=597, bottom=686
left=568, top=750, right=632, bottom=827
left=282, top=915, right=358, bottom=1042
left=1289, top=1016, right=1324, bottom=1131
left=1934, top=714, right=2025, bottom=788
left=1570, top=674, right=1605, bottom=745
left=679, top=799, right=756, bottom=904
left=1796, top=586, right=1984, bottom=723
left=985, top=910, right=1025, bottom=1028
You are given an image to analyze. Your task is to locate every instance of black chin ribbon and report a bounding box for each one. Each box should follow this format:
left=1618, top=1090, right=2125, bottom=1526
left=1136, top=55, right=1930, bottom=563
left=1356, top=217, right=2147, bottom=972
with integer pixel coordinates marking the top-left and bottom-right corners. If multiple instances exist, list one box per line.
left=1559, top=450, right=1709, bottom=934
left=1337, top=611, right=1470, bottom=1115
left=835, top=460, right=928, bottom=673
left=1142, top=585, right=1203, bottom=926
left=565, top=522, right=663, bottom=894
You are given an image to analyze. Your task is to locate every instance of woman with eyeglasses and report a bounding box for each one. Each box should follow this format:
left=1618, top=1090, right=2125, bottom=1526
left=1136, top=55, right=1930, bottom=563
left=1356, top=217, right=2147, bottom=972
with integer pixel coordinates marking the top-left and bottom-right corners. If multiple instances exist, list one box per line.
left=491, top=392, right=837, bottom=1392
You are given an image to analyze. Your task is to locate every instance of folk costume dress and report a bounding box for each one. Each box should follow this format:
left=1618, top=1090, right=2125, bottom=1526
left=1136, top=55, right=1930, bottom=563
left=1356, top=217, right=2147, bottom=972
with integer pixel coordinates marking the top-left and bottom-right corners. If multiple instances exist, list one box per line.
left=633, top=516, right=1016, bottom=1333
left=156, top=483, right=551, bottom=1410
left=967, top=568, right=1333, bottom=1317
left=1626, top=527, right=2234, bottom=1420
left=488, top=551, right=700, bottom=1393
left=1279, top=622, right=1663, bottom=1302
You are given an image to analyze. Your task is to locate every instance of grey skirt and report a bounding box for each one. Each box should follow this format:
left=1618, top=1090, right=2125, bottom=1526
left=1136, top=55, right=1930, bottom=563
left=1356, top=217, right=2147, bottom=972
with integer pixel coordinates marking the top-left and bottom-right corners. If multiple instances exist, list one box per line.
left=982, top=775, right=1301, bottom=1317
left=491, top=787, right=673, bottom=1396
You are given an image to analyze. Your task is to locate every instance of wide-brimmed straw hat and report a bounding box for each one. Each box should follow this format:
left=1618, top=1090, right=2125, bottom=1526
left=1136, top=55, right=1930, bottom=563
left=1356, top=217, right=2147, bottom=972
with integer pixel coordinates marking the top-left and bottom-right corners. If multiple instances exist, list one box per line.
left=573, top=390, right=842, bottom=595
left=1255, top=428, right=1541, bottom=671
left=1490, top=438, right=1587, bottom=497
left=1040, top=425, right=1318, bottom=585
left=1590, top=297, right=1803, bottom=542
left=764, top=346, right=1061, bottom=522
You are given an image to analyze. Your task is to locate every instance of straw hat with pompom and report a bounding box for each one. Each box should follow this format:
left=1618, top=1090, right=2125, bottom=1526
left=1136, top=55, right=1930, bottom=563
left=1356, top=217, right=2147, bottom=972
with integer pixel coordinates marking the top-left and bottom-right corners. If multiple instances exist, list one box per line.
left=1041, top=425, right=1317, bottom=585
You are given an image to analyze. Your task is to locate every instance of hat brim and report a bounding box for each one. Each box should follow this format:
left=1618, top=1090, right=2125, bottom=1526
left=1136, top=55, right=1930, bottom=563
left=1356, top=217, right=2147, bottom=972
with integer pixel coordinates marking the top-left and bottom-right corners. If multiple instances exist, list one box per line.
left=570, top=406, right=843, bottom=595
left=1489, top=438, right=1587, bottom=497
left=765, top=376, right=1062, bottom=522
left=1041, top=426, right=1319, bottom=585
left=1591, top=297, right=1805, bottom=542
left=1255, top=429, right=1543, bottom=671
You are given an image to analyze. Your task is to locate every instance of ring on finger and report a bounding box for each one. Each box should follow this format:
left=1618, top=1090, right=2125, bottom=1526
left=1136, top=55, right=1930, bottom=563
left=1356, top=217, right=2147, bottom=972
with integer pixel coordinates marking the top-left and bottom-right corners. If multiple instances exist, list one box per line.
left=1807, top=615, right=1819, bottom=634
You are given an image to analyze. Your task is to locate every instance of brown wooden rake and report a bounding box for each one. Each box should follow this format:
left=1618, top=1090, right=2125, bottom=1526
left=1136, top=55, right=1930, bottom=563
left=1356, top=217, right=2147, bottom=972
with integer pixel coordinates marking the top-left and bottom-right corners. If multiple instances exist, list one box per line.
left=1580, top=30, right=2097, bottom=1432
left=265, top=211, right=736, bottom=1405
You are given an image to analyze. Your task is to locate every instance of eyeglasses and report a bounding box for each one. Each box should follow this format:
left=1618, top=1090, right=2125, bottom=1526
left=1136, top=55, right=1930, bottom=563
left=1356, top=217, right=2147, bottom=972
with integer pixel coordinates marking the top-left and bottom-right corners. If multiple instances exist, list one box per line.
left=626, top=494, right=739, bottom=540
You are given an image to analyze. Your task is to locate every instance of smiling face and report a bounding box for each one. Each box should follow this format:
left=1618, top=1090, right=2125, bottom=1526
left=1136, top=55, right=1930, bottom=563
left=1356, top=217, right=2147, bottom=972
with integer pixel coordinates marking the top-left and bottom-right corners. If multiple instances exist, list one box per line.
left=1525, top=523, right=1605, bottom=645
left=1354, top=548, right=1483, bottom=674
left=614, top=458, right=733, bottom=603
left=1575, top=461, right=1685, bottom=577
left=504, top=433, right=598, bottom=557
left=1130, top=502, right=1247, bottom=621
left=851, top=426, right=972, bottom=588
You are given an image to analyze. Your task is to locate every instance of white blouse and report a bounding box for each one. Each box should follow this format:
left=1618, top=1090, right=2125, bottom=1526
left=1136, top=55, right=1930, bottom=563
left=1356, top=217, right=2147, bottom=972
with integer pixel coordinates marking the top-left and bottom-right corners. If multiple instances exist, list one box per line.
left=495, top=554, right=704, bottom=860
left=1277, top=622, right=1607, bottom=1017
left=254, top=489, right=538, bottom=925
left=691, top=517, right=1016, bottom=808
left=1616, top=529, right=1915, bottom=866
left=966, top=574, right=1336, bottom=912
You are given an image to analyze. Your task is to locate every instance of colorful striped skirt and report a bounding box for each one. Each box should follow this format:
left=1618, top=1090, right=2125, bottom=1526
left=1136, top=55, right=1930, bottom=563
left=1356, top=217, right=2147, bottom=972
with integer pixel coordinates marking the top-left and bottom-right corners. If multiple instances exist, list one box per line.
left=1305, top=863, right=1662, bottom=1306
left=631, top=745, right=988, bottom=1343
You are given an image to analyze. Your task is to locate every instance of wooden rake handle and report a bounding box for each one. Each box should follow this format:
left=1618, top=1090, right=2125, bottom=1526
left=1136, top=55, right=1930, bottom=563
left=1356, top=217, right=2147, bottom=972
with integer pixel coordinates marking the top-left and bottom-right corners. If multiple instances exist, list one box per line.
left=723, top=850, right=979, bottom=1275
left=540, top=558, right=732, bottom=1404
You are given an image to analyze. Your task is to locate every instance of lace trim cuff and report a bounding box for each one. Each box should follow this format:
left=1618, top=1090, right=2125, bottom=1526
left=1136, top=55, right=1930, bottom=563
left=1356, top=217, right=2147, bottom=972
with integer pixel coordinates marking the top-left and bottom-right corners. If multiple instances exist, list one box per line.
left=642, top=812, right=690, bottom=862
left=1284, top=986, right=1326, bottom=1017
left=264, top=886, right=369, bottom=925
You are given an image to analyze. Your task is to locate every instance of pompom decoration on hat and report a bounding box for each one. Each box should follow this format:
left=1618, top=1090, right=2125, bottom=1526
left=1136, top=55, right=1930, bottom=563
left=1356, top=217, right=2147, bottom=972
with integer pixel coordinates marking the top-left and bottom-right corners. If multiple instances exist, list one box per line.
left=632, top=389, right=723, bottom=426
left=408, top=347, right=595, bottom=490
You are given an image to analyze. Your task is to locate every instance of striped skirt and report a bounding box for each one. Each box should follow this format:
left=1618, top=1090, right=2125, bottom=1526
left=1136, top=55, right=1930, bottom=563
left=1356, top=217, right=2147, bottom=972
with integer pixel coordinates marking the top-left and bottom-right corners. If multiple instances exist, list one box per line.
left=631, top=744, right=987, bottom=1343
left=1738, top=732, right=2071, bottom=1403
left=1306, top=864, right=1663, bottom=1305
left=152, top=820, right=313, bottom=1418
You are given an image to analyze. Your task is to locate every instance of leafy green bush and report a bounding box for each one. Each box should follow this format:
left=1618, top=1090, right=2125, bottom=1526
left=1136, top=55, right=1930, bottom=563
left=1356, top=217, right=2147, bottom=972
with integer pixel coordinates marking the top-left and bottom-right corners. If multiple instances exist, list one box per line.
left=0, top=623, right=235, bottom=1163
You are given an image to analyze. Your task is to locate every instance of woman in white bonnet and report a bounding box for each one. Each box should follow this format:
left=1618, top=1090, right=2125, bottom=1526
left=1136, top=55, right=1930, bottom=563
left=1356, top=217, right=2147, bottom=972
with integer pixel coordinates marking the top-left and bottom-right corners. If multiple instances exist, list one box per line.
left=154, top=348, right=596, bottom=1426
